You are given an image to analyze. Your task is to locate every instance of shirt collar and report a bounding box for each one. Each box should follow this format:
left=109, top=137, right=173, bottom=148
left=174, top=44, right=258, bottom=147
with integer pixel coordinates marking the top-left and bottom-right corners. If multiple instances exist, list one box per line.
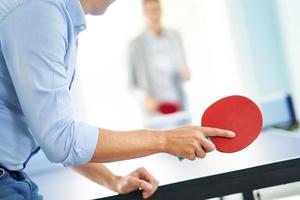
left=145, top=28, right=167, bottom=39
left=66, top=0, right=87, bottom=34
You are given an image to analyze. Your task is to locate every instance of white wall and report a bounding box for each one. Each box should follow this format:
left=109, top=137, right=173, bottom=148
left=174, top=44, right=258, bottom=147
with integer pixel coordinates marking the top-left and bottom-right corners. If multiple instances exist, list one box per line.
left=76, top=0, right=144, bottom=129
left=227, top=0, right=292, bottom=98
left=276, top=0, right=300, bottom=117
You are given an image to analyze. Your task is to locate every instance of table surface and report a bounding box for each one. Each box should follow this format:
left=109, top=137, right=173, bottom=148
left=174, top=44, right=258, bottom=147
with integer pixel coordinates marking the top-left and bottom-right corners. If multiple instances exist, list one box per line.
left=28, top=129, right=300, bottom=200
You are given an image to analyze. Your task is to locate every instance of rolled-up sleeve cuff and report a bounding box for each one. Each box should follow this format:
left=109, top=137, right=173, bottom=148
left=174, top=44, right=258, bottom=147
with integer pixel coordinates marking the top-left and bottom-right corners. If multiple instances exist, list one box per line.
left=62, top=122, right=99, bottom=167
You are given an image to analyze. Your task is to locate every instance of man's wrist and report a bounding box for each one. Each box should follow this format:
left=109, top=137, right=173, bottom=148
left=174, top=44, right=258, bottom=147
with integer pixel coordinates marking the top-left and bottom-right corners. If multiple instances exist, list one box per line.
left=109, top=175, right=122, bottom=193
left=144, top=129, right=167, bottom=153
left=101, top=172, right=120, bottom=193
left=91, top=165, right=120, bottom=193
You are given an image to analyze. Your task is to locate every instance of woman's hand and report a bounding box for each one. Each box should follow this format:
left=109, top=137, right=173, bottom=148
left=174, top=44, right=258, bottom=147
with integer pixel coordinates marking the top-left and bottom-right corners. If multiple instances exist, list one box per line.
left=144, top=95, right=158, bottom=113
left=162, top=126, right=235, bottom=160
left=113, top=167, right=159, bottom=199
left=179, top=66, right=191, bottom=81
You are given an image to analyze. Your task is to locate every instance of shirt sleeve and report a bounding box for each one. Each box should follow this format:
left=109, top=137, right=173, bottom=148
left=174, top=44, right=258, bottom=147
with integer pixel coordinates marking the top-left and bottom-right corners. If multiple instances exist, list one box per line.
left=0, top=1, right=99, bottom=167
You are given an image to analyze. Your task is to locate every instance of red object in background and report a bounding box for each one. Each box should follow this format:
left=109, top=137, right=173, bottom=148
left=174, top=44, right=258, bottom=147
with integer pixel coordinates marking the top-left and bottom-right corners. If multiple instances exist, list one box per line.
left=158, top=102, right=181, bottom=115
left=201, top=95, right=263, bottom=153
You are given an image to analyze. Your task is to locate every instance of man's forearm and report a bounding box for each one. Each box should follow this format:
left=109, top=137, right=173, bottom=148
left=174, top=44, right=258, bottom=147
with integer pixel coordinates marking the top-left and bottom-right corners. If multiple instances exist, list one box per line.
left=89, top=126, right=235, bottom=163
left=90, top=129, right=166, bottom=163
left=73, top=163, right=118, bottom=192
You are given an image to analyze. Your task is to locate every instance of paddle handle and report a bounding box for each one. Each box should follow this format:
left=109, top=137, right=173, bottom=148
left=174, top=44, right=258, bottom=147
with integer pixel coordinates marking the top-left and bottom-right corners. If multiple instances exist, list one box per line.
left=178, top=156, right=184, bottom=161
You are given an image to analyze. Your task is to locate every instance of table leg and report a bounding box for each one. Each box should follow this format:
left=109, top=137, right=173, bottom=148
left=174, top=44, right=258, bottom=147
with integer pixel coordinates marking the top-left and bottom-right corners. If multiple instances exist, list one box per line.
left=243, top=191, right=255, bottom=200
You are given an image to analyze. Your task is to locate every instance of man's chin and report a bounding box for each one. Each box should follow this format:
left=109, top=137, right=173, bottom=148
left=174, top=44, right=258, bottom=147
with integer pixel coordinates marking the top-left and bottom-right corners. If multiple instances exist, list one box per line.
left=90, top=9, right=106, bottom=15
left=90, top=0, right=115, bottom=16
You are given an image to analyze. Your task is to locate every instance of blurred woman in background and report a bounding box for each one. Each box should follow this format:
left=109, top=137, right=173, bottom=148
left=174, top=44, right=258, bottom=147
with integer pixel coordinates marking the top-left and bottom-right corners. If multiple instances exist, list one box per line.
left=129, top=0, right=191, bottom=120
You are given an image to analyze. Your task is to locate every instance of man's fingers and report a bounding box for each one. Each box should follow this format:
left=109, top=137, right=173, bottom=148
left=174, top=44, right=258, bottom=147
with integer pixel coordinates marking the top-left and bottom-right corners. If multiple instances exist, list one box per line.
left=143, top=181, right=159, bottom=199
left=138, top=180, right=154, bottom=199
left=195, top=145, right=206, bottom=159
left=127, top=177, right=151, bottom=191
left=201, top=127, right=235, bottom=138
left=200, top=138, right=215, bottom=153
left=129, top=177, right=153, bottom=192
left=138, top=168, right=154, bottom=181
left=138, top=167, right=158, bottom=187
left=137, top=168, right=159, bottom=199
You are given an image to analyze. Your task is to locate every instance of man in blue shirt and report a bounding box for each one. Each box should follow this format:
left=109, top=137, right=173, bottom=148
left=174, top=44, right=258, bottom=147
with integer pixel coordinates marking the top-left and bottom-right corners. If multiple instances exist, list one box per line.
left=0, top=0, right=235, bottom=199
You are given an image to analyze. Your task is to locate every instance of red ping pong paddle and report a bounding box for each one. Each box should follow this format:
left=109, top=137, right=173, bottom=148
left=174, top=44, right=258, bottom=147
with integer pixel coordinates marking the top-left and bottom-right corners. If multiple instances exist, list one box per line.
left=201, top=95, right=263, bottom=153
left=158, top=102, right=181, bottom=115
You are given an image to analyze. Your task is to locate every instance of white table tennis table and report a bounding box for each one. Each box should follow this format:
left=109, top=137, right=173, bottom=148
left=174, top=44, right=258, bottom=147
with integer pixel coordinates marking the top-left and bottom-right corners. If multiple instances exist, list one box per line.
left=27, top=129, right=300, bottom=200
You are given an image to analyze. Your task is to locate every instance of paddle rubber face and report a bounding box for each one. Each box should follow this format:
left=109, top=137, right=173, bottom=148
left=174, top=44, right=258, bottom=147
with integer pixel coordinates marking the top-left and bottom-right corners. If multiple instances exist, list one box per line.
left=201, top=95, right=263, bottom=153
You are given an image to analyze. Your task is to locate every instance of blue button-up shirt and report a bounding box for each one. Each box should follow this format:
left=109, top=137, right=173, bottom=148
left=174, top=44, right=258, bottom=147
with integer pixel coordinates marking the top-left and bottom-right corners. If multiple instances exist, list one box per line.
left=0, top=0, right=99, bottom=170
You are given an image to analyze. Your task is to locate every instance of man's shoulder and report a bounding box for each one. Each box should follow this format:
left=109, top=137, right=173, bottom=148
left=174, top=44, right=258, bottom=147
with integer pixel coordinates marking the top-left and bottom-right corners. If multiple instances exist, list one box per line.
left=28, top=0, right=67, bottom=10
left=0, top=0, right=66, bottom=9
left=0, top=0, right=66, bottom=22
